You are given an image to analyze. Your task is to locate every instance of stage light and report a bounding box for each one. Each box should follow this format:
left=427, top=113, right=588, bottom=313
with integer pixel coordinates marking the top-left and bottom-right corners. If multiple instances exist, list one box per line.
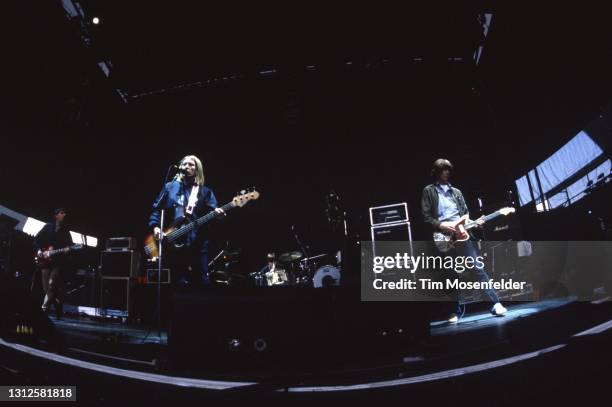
left=22, top=217, right=46, bottom=236
left=92, top=17, right=100, bottom=25
left=228, top=338, right=241, bottom=350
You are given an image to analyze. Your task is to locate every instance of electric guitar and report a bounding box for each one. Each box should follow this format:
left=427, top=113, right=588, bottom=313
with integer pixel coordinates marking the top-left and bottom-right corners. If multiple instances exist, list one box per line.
left=35, top=244, right=84, bottom=267
left=433, top=207, right=515, bottom=252
left=144, top=188, right=260, bottom=259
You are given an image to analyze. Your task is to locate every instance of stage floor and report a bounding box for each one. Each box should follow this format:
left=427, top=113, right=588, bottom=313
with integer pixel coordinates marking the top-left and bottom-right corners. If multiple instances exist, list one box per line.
left=2, top=296, right=611, bottom=400
left=43, top=297, right=602, bottom=376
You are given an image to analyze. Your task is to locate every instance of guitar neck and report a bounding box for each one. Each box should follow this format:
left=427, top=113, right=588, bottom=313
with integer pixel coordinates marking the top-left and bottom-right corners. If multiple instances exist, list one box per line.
left=465, top=210, right=503, bottom=230
left=195, top=202, right=235, bottom=228
left=166, top=202, right=235, bottom=243
left=45, top=245, right=77, bottom=257
left=48, top=247, right=68, bottom=256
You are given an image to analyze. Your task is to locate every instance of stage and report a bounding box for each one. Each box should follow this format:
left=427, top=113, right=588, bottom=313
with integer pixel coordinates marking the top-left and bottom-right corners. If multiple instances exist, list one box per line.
left=3, top=2, right=612, bottom=404
left=1, top=295, right=611, bottom=402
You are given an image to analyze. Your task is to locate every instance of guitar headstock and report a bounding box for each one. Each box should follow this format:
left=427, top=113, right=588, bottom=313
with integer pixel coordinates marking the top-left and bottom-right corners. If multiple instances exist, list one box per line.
left=232, top=188, right=260, bottom=208
left=498, top=207, right=516, bottom=216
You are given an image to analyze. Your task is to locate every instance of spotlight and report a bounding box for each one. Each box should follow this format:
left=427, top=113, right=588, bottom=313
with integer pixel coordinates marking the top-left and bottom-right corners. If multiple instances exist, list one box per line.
left=92, top=17, right=100, bottom=25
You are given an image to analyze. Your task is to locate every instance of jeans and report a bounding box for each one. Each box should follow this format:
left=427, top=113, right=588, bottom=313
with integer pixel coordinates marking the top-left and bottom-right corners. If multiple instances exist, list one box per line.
left=41, top=267, right=64, bottom=315
left=453, top=240, right=500, bottom=314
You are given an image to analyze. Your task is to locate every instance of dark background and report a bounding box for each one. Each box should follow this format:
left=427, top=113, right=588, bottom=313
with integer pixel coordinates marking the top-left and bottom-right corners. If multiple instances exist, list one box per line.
left=3, top=1, right=611, bottom=271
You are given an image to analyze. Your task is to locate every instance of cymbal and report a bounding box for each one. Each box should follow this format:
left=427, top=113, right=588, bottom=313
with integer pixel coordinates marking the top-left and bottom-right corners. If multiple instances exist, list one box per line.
left=210, top=270, right=247, bottom=282
left=210, top=270, right=229, bottom=277
left=278, top=251, right=303, bottom=262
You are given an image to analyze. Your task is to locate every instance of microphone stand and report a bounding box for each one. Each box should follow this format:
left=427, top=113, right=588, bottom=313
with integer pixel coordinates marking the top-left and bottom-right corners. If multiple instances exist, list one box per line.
left=291, top=225, right=310, bottom=284
left=291, top=225, right=309, bottom=259
left=148, top=164, right=176, bottom=343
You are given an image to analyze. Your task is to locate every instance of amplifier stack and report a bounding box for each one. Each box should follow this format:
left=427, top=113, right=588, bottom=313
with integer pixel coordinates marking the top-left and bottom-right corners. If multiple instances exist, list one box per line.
left=369, top=202, right=414, bottom=247
left=99, top=237, right=141, bottom=317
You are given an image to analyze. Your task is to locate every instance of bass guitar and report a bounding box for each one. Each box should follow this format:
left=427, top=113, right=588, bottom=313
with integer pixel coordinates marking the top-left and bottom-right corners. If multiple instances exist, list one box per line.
left=144, top=188, right=260, bottom=259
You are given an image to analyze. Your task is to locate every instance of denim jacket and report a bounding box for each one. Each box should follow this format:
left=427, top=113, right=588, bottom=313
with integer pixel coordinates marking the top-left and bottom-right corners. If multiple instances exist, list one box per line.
left=148, top=180, right=218, bottom=250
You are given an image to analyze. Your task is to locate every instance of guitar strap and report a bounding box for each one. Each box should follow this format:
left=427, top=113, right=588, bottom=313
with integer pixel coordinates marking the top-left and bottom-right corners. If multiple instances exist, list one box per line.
left=185, top=185, right=200, bottom=215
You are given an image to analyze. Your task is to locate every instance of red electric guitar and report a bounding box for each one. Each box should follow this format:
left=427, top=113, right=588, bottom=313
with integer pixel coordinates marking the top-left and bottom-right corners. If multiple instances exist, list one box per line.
left=433, top=207, right=515, bottom=252
left=35, top=244, right=84, bottom=268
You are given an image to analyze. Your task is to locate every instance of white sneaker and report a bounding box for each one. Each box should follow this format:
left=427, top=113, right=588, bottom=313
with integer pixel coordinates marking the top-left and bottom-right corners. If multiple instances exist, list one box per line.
left=491, top=302, right=507, bottom=316
left=448, top=314, right=459, bottom=324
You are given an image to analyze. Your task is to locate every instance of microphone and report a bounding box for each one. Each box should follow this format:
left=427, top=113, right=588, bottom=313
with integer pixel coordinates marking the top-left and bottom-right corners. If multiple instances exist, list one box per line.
left=171, top=164, right=188, bottom=175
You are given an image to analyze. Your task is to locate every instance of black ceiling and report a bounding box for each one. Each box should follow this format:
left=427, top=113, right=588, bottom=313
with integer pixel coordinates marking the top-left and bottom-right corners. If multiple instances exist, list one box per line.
left=3, top=1, right=612, bottom=244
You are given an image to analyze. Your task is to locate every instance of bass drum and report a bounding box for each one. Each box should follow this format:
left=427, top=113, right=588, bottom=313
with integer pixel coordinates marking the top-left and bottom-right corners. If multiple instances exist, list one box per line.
left=312, top=265, right=341, bottom=288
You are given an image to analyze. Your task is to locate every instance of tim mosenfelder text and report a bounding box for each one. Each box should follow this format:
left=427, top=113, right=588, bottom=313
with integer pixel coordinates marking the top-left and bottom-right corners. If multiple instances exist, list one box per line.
left=372, top=278, right=527, bottom=291
left=370, top=252, right=527, bottom=291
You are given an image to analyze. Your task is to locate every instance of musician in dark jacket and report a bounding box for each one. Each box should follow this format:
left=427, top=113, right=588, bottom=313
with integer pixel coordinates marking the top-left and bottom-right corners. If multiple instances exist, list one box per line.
left=421, top=159, right=506, bottom=323
left=34, top=208, right=71, bottom=318
left=149, top=155, right=224, bottom=285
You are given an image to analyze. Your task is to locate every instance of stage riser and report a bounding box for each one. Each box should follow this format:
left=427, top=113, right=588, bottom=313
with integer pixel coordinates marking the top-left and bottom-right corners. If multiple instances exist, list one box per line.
left=169, top=287, right=432, bottom=371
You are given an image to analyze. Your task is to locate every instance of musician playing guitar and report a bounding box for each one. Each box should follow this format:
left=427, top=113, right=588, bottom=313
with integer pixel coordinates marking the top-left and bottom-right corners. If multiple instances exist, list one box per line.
left=34, top=208, right=72, bottom=318
left=421, top=159, right=507, bottom=323
left=149, top=155, right=225, bottom=285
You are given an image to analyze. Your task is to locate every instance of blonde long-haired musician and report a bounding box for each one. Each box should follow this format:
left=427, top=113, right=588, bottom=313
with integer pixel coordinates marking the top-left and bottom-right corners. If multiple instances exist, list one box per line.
left=175, top=155, right=205, bottom=186
left=149, top=154, right=224, bottom=285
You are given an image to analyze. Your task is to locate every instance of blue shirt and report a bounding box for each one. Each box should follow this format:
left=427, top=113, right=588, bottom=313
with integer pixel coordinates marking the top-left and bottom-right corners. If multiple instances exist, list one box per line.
left=435, top=183, right=461, bottom=222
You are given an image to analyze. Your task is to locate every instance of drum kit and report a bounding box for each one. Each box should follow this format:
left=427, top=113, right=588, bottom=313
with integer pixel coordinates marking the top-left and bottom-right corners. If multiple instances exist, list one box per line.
left=210, top=218, right=343, bottom=287
left=249, top=251, right=341, bottom=288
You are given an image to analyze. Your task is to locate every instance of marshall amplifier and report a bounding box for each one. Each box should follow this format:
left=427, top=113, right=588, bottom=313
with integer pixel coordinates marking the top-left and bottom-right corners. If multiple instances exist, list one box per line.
left=371, top=222, right=413, bottom=241
left=370, top=222, right=415, bottom=270
left=105, top=237, right=136, bottom=251
left=369, top=203, right=409, bottom=226
left=483, top=211, right=522, bottom=241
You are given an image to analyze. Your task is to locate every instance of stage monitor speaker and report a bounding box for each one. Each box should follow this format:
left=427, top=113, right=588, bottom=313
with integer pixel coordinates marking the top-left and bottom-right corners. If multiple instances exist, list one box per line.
left=100, top=250, right=140, bottom=278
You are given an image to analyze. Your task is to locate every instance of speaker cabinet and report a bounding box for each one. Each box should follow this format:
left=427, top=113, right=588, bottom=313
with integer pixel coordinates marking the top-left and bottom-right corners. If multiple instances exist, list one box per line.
left=100, top=250, right=140, bottom=278
left=100, top=277, right=131, bottom=316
